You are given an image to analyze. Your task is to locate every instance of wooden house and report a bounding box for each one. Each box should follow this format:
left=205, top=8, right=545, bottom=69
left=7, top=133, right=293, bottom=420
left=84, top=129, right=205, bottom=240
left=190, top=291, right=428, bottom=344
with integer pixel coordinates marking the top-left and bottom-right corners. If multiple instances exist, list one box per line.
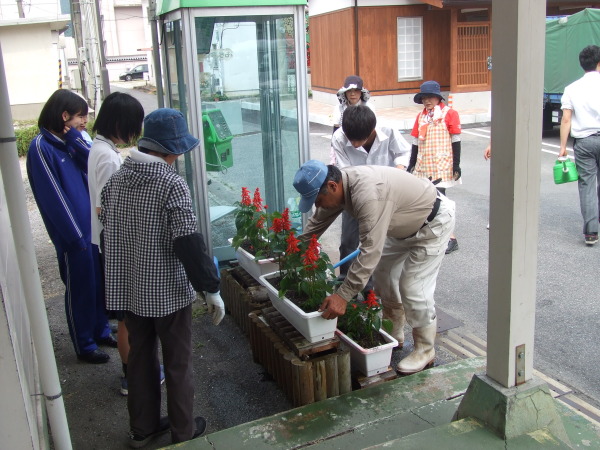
left=308, top=0, right=599, bottom=110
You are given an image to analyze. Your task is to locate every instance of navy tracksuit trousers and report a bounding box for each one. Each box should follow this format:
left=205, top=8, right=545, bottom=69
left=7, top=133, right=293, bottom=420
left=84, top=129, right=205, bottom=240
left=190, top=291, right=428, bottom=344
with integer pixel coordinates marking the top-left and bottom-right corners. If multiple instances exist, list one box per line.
left=57, top=244, right=110, bottom=355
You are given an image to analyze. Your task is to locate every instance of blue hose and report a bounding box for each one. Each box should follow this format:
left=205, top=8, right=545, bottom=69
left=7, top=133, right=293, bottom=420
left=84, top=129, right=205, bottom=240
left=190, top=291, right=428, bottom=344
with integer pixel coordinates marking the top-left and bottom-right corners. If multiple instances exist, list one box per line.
left=332, top=248, right=360, bottom=269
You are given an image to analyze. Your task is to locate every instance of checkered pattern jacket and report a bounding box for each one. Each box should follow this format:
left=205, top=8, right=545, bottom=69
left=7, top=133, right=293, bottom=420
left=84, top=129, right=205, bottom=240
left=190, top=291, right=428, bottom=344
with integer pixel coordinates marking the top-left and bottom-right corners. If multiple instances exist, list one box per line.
left=100, top=157, right=198, bottom=317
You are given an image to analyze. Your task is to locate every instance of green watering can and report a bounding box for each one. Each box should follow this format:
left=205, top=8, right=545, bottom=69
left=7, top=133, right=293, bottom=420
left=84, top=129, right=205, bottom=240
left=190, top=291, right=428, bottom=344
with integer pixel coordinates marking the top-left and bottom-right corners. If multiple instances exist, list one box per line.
left=553, top=157, right=579, bottom=184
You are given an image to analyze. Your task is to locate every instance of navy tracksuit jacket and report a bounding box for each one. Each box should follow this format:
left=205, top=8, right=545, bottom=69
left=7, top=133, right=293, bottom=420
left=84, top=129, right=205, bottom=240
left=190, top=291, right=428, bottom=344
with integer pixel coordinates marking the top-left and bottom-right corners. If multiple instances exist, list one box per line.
left=27, top=127, right=110, bottom=355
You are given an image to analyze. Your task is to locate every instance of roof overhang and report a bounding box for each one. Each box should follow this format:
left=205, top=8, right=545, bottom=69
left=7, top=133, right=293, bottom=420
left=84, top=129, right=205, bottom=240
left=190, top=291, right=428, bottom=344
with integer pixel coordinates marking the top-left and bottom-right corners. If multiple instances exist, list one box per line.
left=157, top=0, right=306, bottom=16
left=0, top=15, right=70, bottom=32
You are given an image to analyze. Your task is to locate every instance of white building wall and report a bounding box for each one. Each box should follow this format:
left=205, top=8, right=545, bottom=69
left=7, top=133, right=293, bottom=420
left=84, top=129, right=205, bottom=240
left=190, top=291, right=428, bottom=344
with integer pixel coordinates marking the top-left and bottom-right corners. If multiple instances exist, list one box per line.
left=0, top=25, right=60, bottom=104
left=115, top=6, right=146, bottom=55
left=0, top=170, right=46, bottom=450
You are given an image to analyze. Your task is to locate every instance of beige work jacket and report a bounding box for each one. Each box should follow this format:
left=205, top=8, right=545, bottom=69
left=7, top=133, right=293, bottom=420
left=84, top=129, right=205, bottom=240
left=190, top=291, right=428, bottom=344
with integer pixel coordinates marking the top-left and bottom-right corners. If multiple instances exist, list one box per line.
left=302, top=165, right=437, bottom=301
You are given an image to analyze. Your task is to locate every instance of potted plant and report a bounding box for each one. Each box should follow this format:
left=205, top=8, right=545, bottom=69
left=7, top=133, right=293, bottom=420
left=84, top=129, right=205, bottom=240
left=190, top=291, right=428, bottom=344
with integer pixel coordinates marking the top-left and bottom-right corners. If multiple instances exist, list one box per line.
left=230, top=187, right=279, bottom=281
left=336, top=291, right=398, bottom=376
left=259, top=234, right=339, bottom=343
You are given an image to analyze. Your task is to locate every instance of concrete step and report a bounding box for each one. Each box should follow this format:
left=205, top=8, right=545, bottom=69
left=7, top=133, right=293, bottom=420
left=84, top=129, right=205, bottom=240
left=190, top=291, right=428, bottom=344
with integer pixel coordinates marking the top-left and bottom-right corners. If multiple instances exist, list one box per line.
left=175, top=357, right=486, bottom=449
left=369, top=417, right=572, bottom=450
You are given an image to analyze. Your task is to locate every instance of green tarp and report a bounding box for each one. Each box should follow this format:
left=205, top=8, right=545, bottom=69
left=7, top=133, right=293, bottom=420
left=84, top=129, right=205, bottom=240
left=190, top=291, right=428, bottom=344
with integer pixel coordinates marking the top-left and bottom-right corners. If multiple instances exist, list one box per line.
left=544, top=8, right=600, bottom=93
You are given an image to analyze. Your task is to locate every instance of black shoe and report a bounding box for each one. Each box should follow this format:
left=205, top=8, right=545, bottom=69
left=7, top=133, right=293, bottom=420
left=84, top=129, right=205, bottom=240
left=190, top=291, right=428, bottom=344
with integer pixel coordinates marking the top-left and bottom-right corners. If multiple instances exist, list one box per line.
left=97, top=334, right=118, bottom=348
left=445, top=238, right=459, bottom=254
left=129, top=417, right=170, bottom=448
left=77, top=349, right=110, bottom=364
left=585, top=234, right=598, bottom=245
left=192, top=416, right=207, bottom=439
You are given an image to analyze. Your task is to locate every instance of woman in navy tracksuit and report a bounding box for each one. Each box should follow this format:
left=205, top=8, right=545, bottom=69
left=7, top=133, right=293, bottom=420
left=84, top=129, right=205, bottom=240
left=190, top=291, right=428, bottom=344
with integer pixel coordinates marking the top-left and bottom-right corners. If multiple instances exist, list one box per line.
left=27, top=90, right=113, bottom=364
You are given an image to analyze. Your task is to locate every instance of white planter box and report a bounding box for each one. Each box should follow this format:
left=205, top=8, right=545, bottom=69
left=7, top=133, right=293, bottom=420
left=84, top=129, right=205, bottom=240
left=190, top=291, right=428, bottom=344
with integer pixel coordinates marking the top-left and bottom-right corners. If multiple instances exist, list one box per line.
left=229, top=238, right=279, bottom=283
left=259, top=271, right=337, bottom=343
left=336, top=328, right=398, bottom=377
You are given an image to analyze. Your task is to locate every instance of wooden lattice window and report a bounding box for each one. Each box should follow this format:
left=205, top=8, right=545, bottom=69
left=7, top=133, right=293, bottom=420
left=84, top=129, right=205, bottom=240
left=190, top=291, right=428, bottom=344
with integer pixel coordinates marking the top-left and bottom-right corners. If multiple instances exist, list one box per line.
left=456, top=24, right=491, bottom=87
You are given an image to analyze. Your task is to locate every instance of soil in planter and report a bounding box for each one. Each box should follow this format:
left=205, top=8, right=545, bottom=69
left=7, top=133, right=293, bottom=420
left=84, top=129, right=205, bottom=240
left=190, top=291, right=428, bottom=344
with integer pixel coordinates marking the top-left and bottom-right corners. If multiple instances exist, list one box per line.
left=337, top=315, right=387, bottom=349
left=267, top=275, right=322, bottom=314
left=240, top=239, right=279, bottom=260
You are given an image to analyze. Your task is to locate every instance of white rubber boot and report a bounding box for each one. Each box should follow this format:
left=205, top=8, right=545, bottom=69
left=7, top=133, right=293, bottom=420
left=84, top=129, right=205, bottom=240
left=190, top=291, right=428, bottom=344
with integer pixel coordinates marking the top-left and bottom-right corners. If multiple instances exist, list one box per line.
left=382, top=305, right=406, bottom=348
left=397, top=318, right=437, bottom=375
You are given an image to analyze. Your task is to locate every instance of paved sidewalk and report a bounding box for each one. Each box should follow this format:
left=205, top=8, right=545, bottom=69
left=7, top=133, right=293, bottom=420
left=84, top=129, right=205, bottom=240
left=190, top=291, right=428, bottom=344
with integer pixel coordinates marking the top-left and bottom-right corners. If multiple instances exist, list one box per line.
left=308, top=98, right=491, bottom=131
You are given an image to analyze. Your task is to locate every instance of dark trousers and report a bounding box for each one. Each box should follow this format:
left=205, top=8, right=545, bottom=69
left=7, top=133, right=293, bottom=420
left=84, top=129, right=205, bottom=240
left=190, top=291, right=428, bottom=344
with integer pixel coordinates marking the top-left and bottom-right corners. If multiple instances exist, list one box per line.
left=125, top=305, right=194, bottom=443
left=573, top=135, right=600, bottom=235
left=338, top=211, right=373, bottom=292
left=57, top=245, right=110, bottom=355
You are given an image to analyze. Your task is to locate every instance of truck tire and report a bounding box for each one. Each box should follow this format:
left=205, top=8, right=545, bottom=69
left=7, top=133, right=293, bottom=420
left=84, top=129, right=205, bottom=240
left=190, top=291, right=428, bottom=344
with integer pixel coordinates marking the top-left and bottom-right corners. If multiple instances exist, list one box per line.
left=542, top=106, right=554, bottom=131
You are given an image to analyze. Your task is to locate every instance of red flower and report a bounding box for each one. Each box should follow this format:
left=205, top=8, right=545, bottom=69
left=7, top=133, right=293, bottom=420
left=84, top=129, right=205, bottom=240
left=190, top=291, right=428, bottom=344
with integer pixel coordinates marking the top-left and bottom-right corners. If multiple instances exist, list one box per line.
left=286, top=232, right=301, bottom=254
left=270, top=209, right=292, bottom=233
left=241, top=187, right=251, bottom=206
left=256, top=215, right=265, bottom=229
left=281, top=208, right=291, bottom=231
left=302, top=235, right=320, bottom=270
left=253, top=188, right=263, bottom=212
left=363, top=290, right=379, bottom=309
left=270, top=217, right=285, bottom=233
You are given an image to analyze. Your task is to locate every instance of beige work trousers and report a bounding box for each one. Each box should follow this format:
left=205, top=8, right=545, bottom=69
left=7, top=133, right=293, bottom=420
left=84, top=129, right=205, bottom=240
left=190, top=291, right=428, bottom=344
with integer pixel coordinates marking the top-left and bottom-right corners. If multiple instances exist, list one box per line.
left=373, top=195, right=455, bottom=329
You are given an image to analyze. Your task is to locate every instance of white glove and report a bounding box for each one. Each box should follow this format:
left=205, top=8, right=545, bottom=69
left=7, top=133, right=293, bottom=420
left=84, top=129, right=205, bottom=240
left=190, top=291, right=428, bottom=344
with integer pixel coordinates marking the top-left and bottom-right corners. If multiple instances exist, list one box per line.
left=205, top=291, right=225, bottom=326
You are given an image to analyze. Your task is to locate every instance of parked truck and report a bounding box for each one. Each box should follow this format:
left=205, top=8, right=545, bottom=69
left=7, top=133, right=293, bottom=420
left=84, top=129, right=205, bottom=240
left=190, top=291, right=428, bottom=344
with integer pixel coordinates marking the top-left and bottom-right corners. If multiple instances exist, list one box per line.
left=543, top=8, right=600, bottom=130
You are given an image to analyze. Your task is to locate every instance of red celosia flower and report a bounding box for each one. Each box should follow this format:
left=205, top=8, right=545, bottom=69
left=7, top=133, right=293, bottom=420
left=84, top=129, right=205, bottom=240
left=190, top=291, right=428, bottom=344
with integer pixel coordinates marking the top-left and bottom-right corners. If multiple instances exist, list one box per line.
left=241, top=187, right=251, bottom=206
left=302, top=235, right=320, bottom=270
left=253, top=188, right=263, bottom=211
left=286, top=232, right=301, bottom=254
left=363, top=290, right=379, bottom=309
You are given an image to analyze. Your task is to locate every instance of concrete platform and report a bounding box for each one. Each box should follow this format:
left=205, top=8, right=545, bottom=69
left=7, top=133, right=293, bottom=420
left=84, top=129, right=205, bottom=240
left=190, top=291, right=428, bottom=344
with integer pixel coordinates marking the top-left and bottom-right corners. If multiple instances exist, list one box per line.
left=167, top=357, right=600, bottom=449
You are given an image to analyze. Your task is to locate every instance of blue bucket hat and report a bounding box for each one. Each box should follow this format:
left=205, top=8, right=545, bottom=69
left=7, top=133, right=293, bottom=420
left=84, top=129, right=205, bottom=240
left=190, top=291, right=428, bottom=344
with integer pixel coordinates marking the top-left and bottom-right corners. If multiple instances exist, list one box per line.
left=293, top=160, right=328, bottom=213
left=414, top=80, right=445, bottom=104
left=138, top=108, right=200, bottom=155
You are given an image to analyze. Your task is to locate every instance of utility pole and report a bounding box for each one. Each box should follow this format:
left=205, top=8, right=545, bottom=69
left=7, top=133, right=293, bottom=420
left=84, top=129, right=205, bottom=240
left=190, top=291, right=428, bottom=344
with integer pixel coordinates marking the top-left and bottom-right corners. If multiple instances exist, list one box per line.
left=69, top=0, right=88, bottom=99
left=148, top=0, right=164, bottom=107
left=94, top=0, right=110, bottom=100
left=15, top=0, right=24, bottom=18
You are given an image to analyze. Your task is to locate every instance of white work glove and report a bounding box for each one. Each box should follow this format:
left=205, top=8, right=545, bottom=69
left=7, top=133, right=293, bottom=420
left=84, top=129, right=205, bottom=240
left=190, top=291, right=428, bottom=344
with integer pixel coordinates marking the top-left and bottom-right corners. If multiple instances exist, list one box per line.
left=205, top=291, right=225, bottom=326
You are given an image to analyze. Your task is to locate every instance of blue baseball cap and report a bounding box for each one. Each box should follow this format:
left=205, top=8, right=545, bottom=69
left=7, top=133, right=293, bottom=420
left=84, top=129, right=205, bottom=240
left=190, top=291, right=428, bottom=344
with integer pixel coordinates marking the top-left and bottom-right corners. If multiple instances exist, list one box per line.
left=293, top=160, right=328, bottom=213
left=138, top=108, right=200, bottom=155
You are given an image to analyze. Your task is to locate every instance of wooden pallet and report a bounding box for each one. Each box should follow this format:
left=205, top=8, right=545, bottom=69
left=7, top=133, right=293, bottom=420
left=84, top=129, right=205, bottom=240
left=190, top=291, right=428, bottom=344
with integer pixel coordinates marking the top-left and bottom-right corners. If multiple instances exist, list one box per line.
left=353, top=368, right=398, bottom=390
left=249, top=311, right=352, bottom=407
left=220, top=266, right=270, bottom=336
left=261, top=306, right=339, bottom=360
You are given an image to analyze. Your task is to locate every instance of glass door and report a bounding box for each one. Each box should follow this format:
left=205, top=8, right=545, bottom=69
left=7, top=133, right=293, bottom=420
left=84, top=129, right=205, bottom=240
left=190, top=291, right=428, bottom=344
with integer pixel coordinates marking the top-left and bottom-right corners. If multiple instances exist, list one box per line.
left=193, top=13, right=302, bottom=261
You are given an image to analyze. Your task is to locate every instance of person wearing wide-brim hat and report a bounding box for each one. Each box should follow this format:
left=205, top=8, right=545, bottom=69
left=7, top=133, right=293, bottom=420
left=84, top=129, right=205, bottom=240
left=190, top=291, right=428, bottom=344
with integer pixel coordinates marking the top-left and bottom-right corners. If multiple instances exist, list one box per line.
left=408, top=80, right=462, bottom=254
left=330, top=75, right=375, bottom=164
left=100, top=108, right=225, bottom=447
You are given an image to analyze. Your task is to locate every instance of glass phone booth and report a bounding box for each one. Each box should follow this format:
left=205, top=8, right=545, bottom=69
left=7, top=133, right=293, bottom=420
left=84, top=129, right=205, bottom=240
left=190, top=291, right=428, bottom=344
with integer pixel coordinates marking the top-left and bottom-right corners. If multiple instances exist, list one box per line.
left=156, top=0, right=309, bottom=261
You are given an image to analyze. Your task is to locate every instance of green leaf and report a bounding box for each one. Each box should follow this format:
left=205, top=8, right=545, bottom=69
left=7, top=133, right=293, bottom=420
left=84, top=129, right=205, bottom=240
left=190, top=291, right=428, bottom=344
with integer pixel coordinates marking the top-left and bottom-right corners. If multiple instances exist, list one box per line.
left=382, top=318, right=393, bottom=334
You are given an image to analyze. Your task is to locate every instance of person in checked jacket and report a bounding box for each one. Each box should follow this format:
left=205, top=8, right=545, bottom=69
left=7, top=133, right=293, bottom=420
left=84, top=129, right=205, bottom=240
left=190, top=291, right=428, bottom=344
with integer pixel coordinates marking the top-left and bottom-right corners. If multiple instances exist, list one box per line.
left=100, top=108, right=225, bottom=448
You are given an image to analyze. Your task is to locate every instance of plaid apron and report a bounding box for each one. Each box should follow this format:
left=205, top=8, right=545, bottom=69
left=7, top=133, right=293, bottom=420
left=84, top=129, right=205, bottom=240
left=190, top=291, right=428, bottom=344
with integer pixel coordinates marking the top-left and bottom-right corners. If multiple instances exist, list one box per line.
left=414, top=106, right=456, bottom=185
